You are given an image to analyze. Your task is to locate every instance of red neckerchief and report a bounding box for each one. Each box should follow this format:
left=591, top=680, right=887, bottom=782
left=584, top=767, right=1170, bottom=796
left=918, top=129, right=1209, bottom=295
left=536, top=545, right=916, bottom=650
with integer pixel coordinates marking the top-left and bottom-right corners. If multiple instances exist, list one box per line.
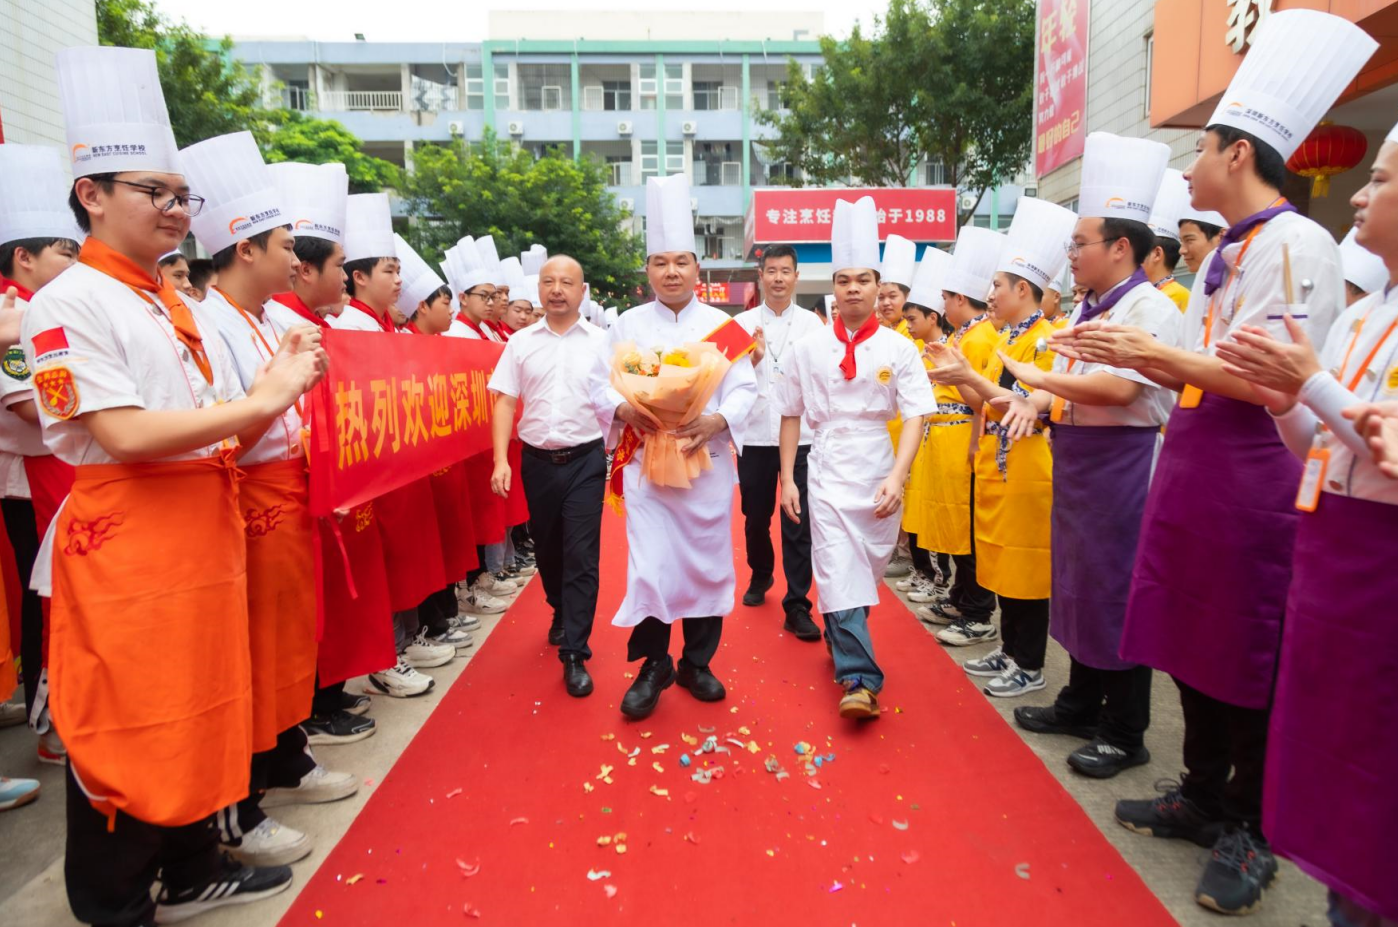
left=456, top=311, right=489, bottom=338
left=270, top=291, right=328, bottom=329
left=832, top=311, right=881, bottom=380
left=0, top=276, right=35, bottom=303
left=490, top=320, right=511, bottom=341
left=403, top=321, right=421, bottom=334
left=349, top=297, right=395, bottom=333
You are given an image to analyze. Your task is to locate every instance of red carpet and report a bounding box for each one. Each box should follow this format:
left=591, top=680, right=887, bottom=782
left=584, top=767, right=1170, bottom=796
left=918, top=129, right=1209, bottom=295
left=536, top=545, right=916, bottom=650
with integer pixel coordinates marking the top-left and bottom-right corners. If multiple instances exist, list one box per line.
left=281, top=508, right=1179, bottom=926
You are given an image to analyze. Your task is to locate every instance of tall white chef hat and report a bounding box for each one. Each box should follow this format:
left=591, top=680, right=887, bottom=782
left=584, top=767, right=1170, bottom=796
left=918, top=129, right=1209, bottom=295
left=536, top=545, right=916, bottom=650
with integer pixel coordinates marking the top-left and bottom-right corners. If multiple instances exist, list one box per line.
left=1045, top=260, right=1073, bottom=296
left=1205, top=10, right=1377, bottom=161
left=454, top=236, right=497, bottom=293
left=0, top=145, right=83, bottom=246
left=880, top=234, right=917, bottom=287
left=473, top=235, right=506, bottom=287
left=56, top=46, right=180, bottom=179
left=499, top=256, right=528, bottom=298
left=268, top=162, right=348, bottom=244
left=523, top=275, right=543, bottom=309
left=394, top=234, right=446, bottom=318
left=343, top=193, right=395, bottom=262
left=830, top=196, right=880, bottom=273
left=645, top=174, right=697, bottom=257
left=521, top=243, right=548, bottom=276
left=1339, top=227, right=1388, bottom=295
left=996, top=197, right=1079, bottom=291
left=1181, top=200, right=1228, bottom=232
left=1147, top=169, right=1189, bottom=240
left=943, top=226, right=1005, bottom=301
left=181, top=131, right=285, bottom=256
left=905, top=246, right=953, bottom=313
left=1078, top=132, right=1171, bottom=225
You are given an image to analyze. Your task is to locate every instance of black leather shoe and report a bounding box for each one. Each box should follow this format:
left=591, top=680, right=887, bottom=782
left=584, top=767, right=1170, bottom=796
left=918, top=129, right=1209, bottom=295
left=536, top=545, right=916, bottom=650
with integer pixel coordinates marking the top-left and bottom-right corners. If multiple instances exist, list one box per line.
left=1013, top=704, right=1097, bottom=740
left=783, top=609, right=821, bottom=642
left=620, top=657, right=675, bottom=719
left=562, top=655, right=593, bottom=698
left=547, top=617, right=565, bottom=647
left=675, top=660, right=726, bottom=702
left=1067, top=738, right=1150, bottom=779
left=742, top=574, right=774, bottom=606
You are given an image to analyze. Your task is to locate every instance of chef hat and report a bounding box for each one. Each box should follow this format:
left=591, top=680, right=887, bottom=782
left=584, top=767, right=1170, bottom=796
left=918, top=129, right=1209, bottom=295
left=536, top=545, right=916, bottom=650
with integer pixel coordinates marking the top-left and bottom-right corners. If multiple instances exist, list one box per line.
left=943, top=226, right=1006, bottom=301
left=830, top=196, right=880, bottom=273
left=522, top=275, right=543, bottom=309
left=905, top=246, right=952, bottom=313
left=1181, top=200, right=1228, bottom=232
left=455, top=236, right=497, bottom=293
left=1388, top=119, right=1398, bottom=147
left=499, top=256, right=528, bottom=297
left=268, top=162, right=348, bottom=244
left=1078, top=132, right=1170, bottom=225
left=521, top=243, right=548, bottom=276
left=822, top=294, right=835, bottom=314
left=604, top=306, right=619, bottom=328
left=645, top=174, right=697, bottom=257
left=996, top=197, right=1079, bottom=290
left=0, top=145, right=83, bottom=246
left=1339, top=227, right=1388, bottom=295
left=880, top=234, right=917, bottom=287
left=1044, top=252, right=1073, bottom=294
left=1206, top=10, right=1377, bottom=161
left=1147, top=170, right=1189, bottom=240
left=473, top=235, right=506, bottom=286
left=394, top=234, right=446, bottom=317
left=343, top=194, right=395, bottom=262
left=180, top=132, right=285, bottom=256
left=57, top=46, right=180, bottom=179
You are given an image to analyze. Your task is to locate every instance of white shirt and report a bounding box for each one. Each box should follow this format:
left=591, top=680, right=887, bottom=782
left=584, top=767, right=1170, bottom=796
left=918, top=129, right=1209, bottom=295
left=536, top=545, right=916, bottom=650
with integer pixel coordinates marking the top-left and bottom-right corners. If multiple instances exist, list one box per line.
left=445, top=315, right=489, bottom=340
left=1271, top=288, right=1398, bottom=506
left=205, top=288, right=305, bottom=466
left=487, top=315, right=614, bottom=449
left=22, top=263, right=245, bottom=466
left=0, top=294, right=46, bottom=497
left=1051, top=279, right=1182, bottom=428
left=329, top=303, right=386, bottom=332
left=776, top=323, right=938, bottom=432
left=733, top=302, right=824, bottom=446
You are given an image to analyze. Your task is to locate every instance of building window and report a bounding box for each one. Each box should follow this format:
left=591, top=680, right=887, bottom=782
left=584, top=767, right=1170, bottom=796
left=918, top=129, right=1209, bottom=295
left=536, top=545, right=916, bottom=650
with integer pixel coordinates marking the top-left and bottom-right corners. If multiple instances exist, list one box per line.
left=664, top=64, right=683, bottom=110
left=494, top=64, right=511, bottom=110
left=604, top=80, right=631, bottom=111
left=518, top=63, right=571, bottom=111
left=640, top=140, right=659, bottom=179
left=606, top=155, right=632, bottom=186
left=1143, top=33, right=1154, bottom=119
left=693, top=81, right=721, bottom=111
left=284, top=80, right=311, bottom=111
left=464, top=64, right=484, bottom=111
left=639, top=64, right=658, bottom=110
left=924, top=159, right=948, bottom=186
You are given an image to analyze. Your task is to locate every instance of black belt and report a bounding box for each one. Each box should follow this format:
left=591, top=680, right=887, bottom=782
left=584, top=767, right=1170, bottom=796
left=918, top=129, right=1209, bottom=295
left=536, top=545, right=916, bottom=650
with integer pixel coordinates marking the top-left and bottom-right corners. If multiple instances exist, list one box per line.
left=522, top=438, right=604, bottom=465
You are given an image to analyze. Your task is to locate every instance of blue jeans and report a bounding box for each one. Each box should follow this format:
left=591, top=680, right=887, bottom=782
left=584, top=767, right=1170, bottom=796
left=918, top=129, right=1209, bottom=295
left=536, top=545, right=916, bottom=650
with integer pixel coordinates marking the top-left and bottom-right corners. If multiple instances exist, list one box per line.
left=1329, top=891, right=1397, bottom=927
left=823, top=607, right=884, bottom=693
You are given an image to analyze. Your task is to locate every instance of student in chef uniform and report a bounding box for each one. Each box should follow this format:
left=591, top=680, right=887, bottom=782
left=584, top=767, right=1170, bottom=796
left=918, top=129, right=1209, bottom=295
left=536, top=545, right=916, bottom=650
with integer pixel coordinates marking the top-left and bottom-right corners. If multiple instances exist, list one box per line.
left=1214, top=121, right=1398, bottom=927
left=925, top=197, right=1077, bottom=697
left=607, top=173, right=758, bottom=721
left=776, top=197, right=936, bottom=719
left=475, top=236, right=513, bottom=344
left=158, top=251, right=193, bottom=298
left=911, top=227, right=1003, bottom=633
left=1177, top=199, right=1228, bottom=277
left=732, top=243, right=824, bottom=641
left=992, top=134, right=1181, bottom=778
left=185, top=132, right=358, bottom=868
left=1338, top=226, right=1388, bottom=308
left=877, top=235, right=919, bottom=579
left=1059, top=12, right=1374, bottom=915
left=492, top=254, right=534, bottom=575
left=1143, top=170, right=1194, bottom=312
left=1040, top=264, right=1072, bottom=325
left=0, top=143, right=80, bottom=762
left=30, top=46, right=327, bottom=926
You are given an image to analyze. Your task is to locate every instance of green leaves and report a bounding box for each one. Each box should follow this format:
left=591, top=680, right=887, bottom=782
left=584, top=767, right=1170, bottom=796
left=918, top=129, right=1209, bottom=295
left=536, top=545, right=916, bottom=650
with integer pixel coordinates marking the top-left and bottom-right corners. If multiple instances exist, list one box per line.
left=262, top=111, right=400, bottom=194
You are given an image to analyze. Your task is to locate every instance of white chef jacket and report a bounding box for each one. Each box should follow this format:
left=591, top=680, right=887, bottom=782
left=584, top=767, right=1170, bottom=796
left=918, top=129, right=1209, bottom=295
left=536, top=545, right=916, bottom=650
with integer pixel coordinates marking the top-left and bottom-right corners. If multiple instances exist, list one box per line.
left=445, top=315, right=490, bottom=340
left=732, top=302, right=824, bottom=446
left=486, top=315, right=613, bottom=449
left=205, top=288, right=305, bottom=466
left=0, top=294, right=45, bottom=498
left=1051, top=279, right=1182, bottom=428
left=329, top=303, right=386, bottom=333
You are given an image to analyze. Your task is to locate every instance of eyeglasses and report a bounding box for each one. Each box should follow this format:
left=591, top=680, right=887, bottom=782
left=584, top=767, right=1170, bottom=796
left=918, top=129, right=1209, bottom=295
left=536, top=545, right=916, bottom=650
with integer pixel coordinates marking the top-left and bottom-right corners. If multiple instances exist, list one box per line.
left=1064, top=238, right=1114, bottom=257
left=111, top=179, right=206, bottom=217
left=465, top=289, right=498, bottom=302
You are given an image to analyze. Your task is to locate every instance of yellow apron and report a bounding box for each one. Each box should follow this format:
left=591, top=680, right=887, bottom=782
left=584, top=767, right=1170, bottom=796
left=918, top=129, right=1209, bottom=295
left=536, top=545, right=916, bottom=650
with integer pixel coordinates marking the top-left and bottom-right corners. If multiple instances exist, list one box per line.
left=973, top=315, right=1056, bottom=600
left=886, top=321, right=918, bottom=450
left=900, top=340, right=933, bottom=535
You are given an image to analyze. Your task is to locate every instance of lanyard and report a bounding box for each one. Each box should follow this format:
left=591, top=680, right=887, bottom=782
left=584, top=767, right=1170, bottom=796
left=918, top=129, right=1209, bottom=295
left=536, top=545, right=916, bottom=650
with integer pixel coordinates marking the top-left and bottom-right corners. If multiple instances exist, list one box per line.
left=1336, top=304, right=1398, bottom=393
left=221, top=288, right=306, bottom=424
left=1201, top=220, right=1268, bottom=349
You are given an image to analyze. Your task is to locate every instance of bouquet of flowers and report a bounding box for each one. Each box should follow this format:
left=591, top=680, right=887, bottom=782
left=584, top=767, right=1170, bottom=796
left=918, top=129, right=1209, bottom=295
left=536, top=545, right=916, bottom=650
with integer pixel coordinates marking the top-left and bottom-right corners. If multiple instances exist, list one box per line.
left=610, top=341, right=733, bottom=489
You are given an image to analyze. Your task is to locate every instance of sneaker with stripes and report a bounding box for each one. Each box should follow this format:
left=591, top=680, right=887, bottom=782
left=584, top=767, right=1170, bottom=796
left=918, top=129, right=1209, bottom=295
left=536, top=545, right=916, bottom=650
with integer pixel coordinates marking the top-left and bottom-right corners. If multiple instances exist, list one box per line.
left=154, top=853, right=293, bottom=924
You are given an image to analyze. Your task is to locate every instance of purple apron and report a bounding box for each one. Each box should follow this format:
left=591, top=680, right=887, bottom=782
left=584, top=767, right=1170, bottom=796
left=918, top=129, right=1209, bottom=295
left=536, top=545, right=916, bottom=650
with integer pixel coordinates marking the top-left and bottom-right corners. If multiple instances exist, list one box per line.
left=1049, top=423, right=1160, bottom=671
left=1118, top=393, right=1301, bottom=709
left=1264, top=492, right=1398, bottom=922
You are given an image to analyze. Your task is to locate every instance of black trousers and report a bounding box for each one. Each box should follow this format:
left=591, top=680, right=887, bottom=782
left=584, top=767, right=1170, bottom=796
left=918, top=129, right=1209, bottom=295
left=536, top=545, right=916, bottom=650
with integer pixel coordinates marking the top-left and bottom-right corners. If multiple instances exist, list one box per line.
left=1176, top=679, right=1270, bottom=829
left=1053, top=658, right=1153, bottom=749
left=522, top=444, right=605, bottom=662
left=627, top=616, right=722, bottom=669
left=66, top=766, right=223, bottom=927
left=417, top=584, right=459, bottom=635
left=999, top=596, right=1049, bottom=672
left=3, top=497, right=43, bottom=714
left=736, top=444, right=813, bottom=615
left=907, top=533, right=950, bottom=586
left=217, top=724, right=317, bottom=842
left=949, top=475, right=997, bottom=620
left=311, top=675, right=344, bottom=717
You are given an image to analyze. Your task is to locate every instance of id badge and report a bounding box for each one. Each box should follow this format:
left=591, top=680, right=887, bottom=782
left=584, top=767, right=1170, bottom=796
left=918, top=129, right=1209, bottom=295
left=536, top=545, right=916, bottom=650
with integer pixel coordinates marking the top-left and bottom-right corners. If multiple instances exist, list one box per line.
left=1180, top=384, right=1203, bottom=409
left=1295, top=444, right=1329, bottom=513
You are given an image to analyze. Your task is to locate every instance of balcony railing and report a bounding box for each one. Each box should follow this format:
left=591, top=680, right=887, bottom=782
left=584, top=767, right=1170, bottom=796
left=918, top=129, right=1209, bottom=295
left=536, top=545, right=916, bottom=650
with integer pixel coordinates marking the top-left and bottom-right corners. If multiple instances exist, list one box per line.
left=318, top=90, right=404, bottom=112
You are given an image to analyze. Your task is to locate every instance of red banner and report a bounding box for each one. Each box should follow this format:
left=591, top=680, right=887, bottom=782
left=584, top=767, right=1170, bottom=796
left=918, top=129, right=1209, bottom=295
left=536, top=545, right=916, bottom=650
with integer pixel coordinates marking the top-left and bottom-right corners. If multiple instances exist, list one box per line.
left=1034, top=0, right=1089, bottom=178
left=744, top=187, right=957, bottom=245
left=307, top=330, right=504, bottom=516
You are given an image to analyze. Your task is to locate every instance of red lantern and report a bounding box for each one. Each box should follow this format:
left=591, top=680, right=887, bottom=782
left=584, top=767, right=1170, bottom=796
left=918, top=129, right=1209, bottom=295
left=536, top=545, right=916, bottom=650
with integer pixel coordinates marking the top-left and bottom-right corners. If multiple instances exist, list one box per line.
left=1287, top=122, right=1368, bottom=197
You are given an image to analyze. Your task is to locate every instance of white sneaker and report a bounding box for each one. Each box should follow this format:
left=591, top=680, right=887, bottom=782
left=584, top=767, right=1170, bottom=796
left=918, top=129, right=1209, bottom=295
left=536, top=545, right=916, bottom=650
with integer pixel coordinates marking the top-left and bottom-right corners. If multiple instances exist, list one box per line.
left=463, top=578, right=508, bottom=615
left=368, top=658, right=435, bottom=698
left=223, top=817, right=312, bottom=867
left=404, top=631, right=455, bottom=668
left=935, top=620, right=1000, bottom=647
left=884, top=556, right=913, bottom=578
left=428, top=626, right=474, bottom=650
left=0, top=701, right=26, bottom=729
left=906, top=575, right=942, bottom=604
left=37, top=729, right=66, bottom=765
left=485, top=573, right=518, bottom=596
left=451, top=613, right=482, bottom=631
left=262, top=765, right=358, bottom=809
left=983, top=661, right=1046, bottom=698
left=894, top=570, right=926, bottom=592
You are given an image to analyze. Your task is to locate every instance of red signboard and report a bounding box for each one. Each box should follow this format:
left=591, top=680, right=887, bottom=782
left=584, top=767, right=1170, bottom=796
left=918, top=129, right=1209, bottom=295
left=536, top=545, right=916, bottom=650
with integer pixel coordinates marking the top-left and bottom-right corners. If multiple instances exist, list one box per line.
left=696, top=280, right=729, bottom=303
left=1034, top=0, right=1089, bottom=178
left=745, top=187, right=958, bottom=246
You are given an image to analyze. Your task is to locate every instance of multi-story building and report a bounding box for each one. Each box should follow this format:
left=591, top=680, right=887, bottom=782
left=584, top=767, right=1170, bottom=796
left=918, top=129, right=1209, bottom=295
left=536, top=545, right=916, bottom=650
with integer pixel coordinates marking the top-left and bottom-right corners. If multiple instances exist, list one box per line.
left=0, top=0, right=98, bottom=145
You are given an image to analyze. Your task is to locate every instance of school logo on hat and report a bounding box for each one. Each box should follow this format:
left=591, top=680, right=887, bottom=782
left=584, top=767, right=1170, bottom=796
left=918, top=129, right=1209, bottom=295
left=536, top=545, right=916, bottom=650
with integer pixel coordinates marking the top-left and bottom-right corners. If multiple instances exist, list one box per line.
left=35, top=366, right=79, bottom=420
left=2, top=346, right=30, bottom=381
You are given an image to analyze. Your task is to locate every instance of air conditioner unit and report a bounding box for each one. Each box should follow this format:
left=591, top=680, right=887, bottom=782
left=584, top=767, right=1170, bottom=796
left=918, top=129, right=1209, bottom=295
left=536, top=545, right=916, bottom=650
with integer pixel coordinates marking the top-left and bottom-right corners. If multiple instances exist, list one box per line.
left=681, top=120, right=698, bottom=135
left=617, top=120, right=633, bottom=135
left=959, top=193, right=977, bottom=212
left=447, top=120, right=465, bottom=136
left=508, top=120, right=525, bottom=136
left=618, top=197, right=635, bottom=211
left=1023, top=186, right=1039, bottom=198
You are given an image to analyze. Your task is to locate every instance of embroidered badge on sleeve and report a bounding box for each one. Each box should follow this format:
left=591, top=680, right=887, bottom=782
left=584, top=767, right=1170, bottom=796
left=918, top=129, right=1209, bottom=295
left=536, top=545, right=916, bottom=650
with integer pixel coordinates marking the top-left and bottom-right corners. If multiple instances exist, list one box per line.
left=34, top=366, right=79, bottom=420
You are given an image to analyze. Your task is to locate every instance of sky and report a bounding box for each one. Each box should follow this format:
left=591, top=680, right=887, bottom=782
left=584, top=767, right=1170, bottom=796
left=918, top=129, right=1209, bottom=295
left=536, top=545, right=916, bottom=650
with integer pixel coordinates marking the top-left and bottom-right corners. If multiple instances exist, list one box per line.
left=151, top=0, right=888, bottom=43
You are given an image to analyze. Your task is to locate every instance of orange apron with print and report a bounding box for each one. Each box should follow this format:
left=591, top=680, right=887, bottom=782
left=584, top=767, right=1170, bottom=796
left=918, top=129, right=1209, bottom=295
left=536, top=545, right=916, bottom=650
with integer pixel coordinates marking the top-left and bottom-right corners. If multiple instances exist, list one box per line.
left=241, top=458, right=317, bottom=750
left=51, top=454, right=252, bottom=826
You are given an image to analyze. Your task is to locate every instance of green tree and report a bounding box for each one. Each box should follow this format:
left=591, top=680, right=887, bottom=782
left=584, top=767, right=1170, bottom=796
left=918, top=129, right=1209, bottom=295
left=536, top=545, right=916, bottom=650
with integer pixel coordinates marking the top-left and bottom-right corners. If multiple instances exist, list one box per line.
left=262, top=111, right=400, bottom=193
left=399, top=133, right=644, bottom=306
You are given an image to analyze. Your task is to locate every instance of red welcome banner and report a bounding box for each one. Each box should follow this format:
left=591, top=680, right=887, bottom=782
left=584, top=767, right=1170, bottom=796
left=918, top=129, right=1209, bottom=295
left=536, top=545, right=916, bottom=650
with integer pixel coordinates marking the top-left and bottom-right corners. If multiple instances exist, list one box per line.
left=307, top=330, right=504, bottom=516
left=1034, top=0, right=1089, bottom=178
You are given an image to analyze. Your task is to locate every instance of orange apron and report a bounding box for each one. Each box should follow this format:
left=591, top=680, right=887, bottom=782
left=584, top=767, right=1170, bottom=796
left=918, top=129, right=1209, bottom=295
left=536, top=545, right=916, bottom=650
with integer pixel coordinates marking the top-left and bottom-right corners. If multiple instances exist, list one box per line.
left=375, top=477, right=447, bottom=611
left=429, top=462, right=478, bottom=583
left=241, top=458, right=317, bottom=750
left=51, top=454, right=252, bottom=826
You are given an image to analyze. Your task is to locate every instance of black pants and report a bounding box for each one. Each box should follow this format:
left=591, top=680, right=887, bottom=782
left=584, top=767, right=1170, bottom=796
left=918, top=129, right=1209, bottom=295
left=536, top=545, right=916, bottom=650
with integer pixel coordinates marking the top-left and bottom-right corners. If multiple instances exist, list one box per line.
left=627, top=616, right=722, bottom=669
left=999, top=596, right=1049, bottom=672
left=522, top=444, right=605, bottom=662
left=66, top=766, right=223, bottom=927
left=3, top=497, right=42, bottom=715
left=951, top=475, right=996, bottom=620
left=311, top=675, right=344, bottom=717
left=907, top=532, right=949, bottom=586
left=1176, top=679, right=1270, bottom=828
left=217, top=724, right=317, bottom=843
left=417, top=585, right=458, bottom=635
left=736, top=445, right=813, bottom=615
left=1053, top=658, right=1153, bottom=749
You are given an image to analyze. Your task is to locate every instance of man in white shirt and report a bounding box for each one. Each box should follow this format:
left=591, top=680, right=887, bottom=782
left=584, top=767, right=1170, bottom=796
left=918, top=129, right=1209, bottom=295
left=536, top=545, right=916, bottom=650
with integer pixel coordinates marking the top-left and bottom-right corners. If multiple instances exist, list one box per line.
left=489, top=256, right=613, bottom=698
left=732, top=244, right=823, bottom=641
